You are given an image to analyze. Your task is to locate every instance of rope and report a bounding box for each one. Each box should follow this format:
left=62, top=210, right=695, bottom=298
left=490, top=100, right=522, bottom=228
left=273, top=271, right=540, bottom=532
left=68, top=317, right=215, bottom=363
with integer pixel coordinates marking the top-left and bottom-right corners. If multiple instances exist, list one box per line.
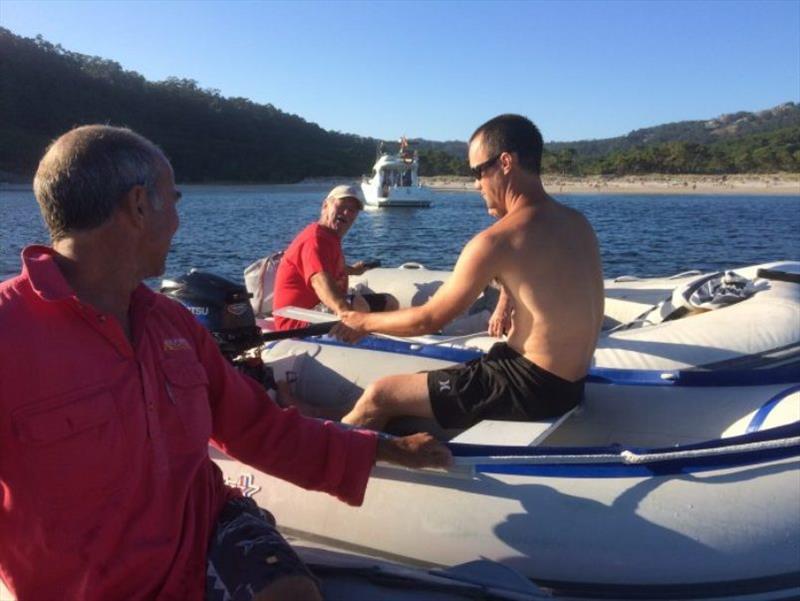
left=451, top=436, right=800, bottom=467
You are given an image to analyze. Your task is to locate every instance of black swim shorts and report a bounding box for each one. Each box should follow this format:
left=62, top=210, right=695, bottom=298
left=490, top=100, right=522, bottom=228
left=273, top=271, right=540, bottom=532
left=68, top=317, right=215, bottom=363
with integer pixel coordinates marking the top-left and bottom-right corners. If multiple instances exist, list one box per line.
left=206, top=497, right=318, bottom=600
left=427, top=343, right=584, bottom=429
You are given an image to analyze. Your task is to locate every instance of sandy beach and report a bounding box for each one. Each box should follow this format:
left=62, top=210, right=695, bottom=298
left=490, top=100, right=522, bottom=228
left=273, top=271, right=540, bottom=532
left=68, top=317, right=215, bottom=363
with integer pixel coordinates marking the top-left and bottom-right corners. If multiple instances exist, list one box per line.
left=3, top=174, right=798, bottom=196
left=422, top=173, right=800, bottom=195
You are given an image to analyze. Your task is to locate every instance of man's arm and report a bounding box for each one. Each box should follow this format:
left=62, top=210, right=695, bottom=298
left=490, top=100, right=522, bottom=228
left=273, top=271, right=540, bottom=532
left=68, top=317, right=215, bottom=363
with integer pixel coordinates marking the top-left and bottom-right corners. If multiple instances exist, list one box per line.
left=177, top=307, right=448, bottom=506
left=310, top=271, right=350, bottom=315
left=338, top=233, right=499, bottom=338
left=345, top=261, right=368, bottom=276
left=488, top=285, right=513, bottom=337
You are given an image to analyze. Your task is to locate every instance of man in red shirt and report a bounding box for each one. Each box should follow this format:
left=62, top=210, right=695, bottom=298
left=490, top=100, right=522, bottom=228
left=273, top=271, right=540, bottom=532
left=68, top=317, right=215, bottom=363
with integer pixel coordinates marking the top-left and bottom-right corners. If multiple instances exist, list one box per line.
left=0, top=125, right=451, bottom=601
left=272, top=185, right=398, bottom=331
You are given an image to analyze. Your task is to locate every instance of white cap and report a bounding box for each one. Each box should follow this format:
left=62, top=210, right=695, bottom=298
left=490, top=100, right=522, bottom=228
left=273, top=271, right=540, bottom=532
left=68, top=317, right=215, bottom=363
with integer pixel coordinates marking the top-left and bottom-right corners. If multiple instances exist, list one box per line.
left=327, top=184, right=364, bottom=209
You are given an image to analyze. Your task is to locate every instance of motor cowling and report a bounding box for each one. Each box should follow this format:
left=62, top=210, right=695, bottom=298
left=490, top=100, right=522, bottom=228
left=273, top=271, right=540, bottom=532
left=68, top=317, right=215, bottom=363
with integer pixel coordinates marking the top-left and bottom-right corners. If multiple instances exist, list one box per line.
left=160, top=269, right=262, bottom=357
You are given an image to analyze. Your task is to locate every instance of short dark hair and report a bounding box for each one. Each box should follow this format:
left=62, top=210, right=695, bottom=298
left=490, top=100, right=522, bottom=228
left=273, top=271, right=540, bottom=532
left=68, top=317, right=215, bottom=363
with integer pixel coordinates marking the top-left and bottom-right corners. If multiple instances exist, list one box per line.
left=33, top=125, right=165, bottom=241
left=469, top=114, right=544, bottom=174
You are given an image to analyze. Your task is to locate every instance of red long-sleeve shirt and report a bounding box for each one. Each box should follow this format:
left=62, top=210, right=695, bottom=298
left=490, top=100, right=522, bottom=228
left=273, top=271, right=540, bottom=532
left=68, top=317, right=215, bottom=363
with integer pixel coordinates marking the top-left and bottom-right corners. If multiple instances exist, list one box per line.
left=273, top=223, right=348, bottom=330
left=0, top=246, right=377, bottom=600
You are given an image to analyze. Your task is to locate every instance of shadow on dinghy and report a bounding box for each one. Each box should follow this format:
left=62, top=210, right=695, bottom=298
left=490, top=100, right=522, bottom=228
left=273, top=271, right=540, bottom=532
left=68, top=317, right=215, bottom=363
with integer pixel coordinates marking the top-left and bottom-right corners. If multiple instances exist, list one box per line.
left=292, top=538, right=548, bottom=600
left=1, top=543, right=548, bottom=601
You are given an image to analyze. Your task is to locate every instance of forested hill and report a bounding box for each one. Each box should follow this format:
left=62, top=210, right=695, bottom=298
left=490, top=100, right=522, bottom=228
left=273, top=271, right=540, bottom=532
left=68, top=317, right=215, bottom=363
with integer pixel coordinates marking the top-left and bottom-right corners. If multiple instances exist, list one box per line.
left=0, top=28, right=379, bottom=183
left=547, top=103, right=800, bottom=158
left=1, top=28, right=798, bottom=181
left=417, top=104, right=800, bottom=175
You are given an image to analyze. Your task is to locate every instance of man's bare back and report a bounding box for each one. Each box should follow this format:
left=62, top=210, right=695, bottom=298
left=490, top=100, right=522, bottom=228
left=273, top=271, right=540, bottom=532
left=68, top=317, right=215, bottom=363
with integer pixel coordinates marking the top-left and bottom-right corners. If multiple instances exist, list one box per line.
left=485, top=197, right=604, bottom=381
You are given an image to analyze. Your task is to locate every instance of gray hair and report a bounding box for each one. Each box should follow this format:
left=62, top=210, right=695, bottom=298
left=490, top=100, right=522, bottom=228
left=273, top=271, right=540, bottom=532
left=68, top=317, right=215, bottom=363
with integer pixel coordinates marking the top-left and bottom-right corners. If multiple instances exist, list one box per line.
left=33, top=125, right=166, bottom=241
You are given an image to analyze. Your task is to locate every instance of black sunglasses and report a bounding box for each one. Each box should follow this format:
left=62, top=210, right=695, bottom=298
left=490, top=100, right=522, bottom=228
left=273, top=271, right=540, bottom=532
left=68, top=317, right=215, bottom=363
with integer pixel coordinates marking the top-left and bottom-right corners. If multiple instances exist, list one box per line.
left=469, top=153, right=502, bottom=180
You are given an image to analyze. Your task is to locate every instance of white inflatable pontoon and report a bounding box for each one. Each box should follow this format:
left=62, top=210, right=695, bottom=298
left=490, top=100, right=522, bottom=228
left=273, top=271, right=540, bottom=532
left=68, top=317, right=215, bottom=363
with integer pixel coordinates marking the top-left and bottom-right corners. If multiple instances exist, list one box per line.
left=212, top=260, right=800, bottom=599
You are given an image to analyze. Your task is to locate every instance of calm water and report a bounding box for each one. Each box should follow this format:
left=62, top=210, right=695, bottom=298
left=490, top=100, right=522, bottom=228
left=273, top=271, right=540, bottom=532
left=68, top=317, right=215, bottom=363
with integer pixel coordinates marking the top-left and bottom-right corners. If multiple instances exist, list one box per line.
left=2, top=184, right=799, bottom=285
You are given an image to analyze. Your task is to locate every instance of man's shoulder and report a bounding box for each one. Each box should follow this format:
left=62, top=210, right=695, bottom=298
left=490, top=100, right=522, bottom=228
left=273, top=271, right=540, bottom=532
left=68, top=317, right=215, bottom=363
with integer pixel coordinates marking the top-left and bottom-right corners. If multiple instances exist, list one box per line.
left=478, top=213, right=523, bottom=244
left=460, top=226, right=507, bottom=263
left=150, top=290, right=198, bottom=322
left=285, top=222, right=314, bottom=244
left=0, top=273, right=30, bottom=314
left=289, top=223, right=335, bottom=248
left=514, top=197, right=591, bottom=232
left=557, top=203, right=596, bottom=240
left=304, top=223, right=341, bottom=252
left=310, top=223, right=338, bottom=243
left=300, top=222, right=323, bottom=238
left=281, top=223, right=314, bottom=259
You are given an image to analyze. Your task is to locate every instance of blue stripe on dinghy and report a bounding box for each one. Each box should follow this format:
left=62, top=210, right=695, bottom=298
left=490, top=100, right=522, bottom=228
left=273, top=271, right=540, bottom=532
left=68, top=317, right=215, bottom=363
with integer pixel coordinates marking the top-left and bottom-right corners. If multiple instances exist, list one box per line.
left=447, top=421, right=800, bottom=477
left=308, top=335, right=800, bottom=386
left=315, top=335, right=482, bottom=363
left=586, top=362, right=800, bottom=386
left=536, top=570, right=800, bottom=600
left=746, top=383, right=800, bottom=433
left=472, top=444, right=800, bottom=477
left=450, top=421, right=800, bottom=457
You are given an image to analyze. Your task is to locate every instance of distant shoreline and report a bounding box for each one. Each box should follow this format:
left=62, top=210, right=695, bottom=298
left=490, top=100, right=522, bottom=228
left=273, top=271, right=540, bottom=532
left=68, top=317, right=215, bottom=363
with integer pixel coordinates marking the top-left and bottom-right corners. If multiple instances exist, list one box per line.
left=422, top=173, right=800, bottom=196
left=2, top=174, right=798, bottom=196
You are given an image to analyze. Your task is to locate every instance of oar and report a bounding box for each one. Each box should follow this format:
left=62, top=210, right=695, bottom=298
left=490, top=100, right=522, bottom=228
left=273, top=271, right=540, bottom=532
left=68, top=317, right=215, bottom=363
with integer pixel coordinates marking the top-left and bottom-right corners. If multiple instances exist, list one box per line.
left=271, top=306, right=488, bottom=348
left=272, top=306, right=412, bottom=344
left=271, top=306, right=340, bottom=325
left=258, top=321, right=338, bottom=342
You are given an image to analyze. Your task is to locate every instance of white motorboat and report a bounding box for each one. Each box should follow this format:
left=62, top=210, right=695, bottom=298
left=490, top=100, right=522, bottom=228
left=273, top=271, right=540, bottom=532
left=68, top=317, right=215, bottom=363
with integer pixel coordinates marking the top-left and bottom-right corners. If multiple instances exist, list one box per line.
left=210, top=261, right=800, bottom=599
left=360, top=140, right=433, bottom=208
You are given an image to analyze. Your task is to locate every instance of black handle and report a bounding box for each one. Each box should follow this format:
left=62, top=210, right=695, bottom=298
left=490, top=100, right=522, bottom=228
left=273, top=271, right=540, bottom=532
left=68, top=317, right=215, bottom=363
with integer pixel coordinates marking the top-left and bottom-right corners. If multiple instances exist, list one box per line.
left=258, top=321, right=338, bottom=342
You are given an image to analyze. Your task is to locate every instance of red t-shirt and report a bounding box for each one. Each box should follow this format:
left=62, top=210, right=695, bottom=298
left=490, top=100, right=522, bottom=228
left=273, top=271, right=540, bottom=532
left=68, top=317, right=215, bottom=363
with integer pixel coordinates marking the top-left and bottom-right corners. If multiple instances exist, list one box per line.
left=0, top=246, right=377, bottom=601
left=272, top=223, right=348, bottom=330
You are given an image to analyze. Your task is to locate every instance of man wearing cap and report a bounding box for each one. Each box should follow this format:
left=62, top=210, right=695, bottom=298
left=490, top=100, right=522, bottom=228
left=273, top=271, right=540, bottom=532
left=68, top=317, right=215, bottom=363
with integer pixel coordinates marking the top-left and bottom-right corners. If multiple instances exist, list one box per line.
left=272, top=185, right=398, bottom=331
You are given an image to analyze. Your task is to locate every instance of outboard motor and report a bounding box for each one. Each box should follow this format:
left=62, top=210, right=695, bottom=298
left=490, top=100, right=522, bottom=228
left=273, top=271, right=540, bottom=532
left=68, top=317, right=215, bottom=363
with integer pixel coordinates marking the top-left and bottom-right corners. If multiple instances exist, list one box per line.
left=161, top=270, right=273, bottom=387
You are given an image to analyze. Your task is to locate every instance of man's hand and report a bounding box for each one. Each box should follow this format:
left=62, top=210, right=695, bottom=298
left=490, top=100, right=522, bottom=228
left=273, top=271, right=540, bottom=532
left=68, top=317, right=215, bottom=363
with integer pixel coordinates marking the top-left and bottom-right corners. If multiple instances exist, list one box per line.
left=376, top=432, right=452, bottom=469
left=488, top=285, right=512, bottom=338
left=348, top=261, right=369, bottom=276
left=331, top=310, right=369, bottom=343
left=488, top=305, right=511, bottom=337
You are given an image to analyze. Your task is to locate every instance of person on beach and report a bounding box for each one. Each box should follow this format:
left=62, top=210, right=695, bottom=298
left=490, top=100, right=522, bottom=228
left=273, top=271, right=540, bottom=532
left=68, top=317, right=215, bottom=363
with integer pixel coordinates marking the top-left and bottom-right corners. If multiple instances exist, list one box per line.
left=272, top=184, right=399, bottom=331
left=334, top=114, right=605, bottom=431
left=0, top=125, right=451, bottom=601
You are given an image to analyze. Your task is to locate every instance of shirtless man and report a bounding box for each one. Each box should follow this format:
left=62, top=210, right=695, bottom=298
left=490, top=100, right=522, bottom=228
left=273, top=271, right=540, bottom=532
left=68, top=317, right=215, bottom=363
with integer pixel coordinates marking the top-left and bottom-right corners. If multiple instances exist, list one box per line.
left=334, top=114, right=604, bottom=431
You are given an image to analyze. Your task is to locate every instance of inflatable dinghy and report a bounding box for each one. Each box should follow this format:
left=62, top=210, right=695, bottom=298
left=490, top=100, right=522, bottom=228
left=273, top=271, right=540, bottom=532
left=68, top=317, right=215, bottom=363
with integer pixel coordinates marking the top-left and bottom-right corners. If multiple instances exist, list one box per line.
left=217, top=261, right=800, bottom=599
left=160, top=261, right=800, bottom=600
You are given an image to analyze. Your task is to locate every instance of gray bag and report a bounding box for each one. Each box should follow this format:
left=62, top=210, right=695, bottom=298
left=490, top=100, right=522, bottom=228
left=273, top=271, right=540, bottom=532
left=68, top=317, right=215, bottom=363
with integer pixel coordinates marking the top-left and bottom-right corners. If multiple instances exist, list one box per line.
left=243, top=251, right=284, bottom=316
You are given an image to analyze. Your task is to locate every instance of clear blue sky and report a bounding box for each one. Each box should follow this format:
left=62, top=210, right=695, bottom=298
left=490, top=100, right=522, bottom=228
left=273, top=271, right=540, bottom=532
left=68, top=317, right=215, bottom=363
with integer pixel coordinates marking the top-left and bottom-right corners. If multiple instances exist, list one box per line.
left=3, top=0, right=798, bottom=142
